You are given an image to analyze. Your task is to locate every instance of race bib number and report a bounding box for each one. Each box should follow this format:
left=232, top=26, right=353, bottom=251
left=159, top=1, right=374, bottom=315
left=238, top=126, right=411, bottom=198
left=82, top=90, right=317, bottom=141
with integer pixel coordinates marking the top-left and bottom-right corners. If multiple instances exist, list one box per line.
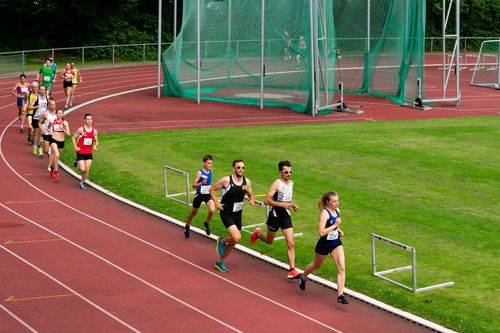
left=83, top=138, right=93, bottom=146
left=233, top=202, right=243, bottom=212
left=327, top=228, right=339, bottom=241
left=43, top=76, right=51, bottom=82
left=65, top=73, right=73, bottom=79
left=53, top=124, right=63, bottom=132
left=200, top=185, right=210, bottom=195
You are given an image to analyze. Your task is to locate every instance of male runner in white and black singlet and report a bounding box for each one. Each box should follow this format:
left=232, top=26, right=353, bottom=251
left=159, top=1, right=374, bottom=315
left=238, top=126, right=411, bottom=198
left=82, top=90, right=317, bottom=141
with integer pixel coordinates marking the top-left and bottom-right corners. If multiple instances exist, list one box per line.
left=211, top=160, right=255, bottom=273
left=250, top=160, right=300, bottom=279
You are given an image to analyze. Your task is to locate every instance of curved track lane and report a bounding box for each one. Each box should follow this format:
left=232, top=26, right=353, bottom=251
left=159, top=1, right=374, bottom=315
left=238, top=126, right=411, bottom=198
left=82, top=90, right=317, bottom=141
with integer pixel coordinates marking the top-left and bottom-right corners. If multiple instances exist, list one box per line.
left=0, top=64, right=482, bottom=332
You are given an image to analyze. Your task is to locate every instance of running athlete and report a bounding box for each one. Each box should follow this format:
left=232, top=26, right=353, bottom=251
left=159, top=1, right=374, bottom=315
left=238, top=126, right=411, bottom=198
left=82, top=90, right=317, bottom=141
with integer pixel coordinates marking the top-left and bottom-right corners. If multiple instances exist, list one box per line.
left=210, top=160, right=255, bottom=273
left=184, top=154, right=215, bottom=238
left=48, top=109, right=70, bottom=183
left=10, top=74, right=30, bottom=132
left=296, top=36, right=307, bottom=70
left=250, top=160, right=300, bottom=279
left=26, top=81, right=39, bottom=146
left=32, top=86, right=48, bottom=158
left=38, top=99, right=58, bottom=170
left=60, top=63, right=75, bottom=109
left=298, top=191, right=348, bottom=304
left=36, top=58, right=56, bottom=95
left=71, top=113, right=98, bottom=190
left=69, top=62, right=82, bottom=107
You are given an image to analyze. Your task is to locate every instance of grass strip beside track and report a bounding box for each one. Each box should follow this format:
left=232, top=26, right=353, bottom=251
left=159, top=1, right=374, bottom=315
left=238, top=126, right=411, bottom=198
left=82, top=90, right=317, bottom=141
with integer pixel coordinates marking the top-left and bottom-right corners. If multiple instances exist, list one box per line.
left=61, top=116, right=500, bottom=333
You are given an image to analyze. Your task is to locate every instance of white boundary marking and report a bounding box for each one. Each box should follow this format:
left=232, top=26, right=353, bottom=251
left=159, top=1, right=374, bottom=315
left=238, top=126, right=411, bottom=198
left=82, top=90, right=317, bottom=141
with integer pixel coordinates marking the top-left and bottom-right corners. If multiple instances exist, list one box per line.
left=62, top=86, right=458, bottom=333
left=0, top=76, right=456, bottom=333
left=0, top=204, right=242, bottom=333
left=0, top=303, right=38, bottom=333
left=0, top=120, right=342, bottom=333
left=0, top=243, right=139, bottom=332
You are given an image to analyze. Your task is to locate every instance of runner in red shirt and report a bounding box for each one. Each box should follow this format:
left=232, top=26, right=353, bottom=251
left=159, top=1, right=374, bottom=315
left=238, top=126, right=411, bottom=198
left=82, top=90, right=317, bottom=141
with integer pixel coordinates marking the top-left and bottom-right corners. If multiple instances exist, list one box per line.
left=48, top=109, right=70, bottom=183
left=71, top=113, right=99, bottom=190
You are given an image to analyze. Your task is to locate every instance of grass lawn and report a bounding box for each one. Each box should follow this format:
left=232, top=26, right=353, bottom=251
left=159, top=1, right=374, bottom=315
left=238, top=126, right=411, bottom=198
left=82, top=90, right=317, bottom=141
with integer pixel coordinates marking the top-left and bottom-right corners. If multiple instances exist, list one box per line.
left=61, top=116, right=500, bottom=333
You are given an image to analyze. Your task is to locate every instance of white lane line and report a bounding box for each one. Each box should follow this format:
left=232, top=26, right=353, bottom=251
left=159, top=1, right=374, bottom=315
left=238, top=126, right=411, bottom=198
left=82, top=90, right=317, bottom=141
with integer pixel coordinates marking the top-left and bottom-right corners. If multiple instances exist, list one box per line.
left=0, top=119, right=342, bottom=333
left=0, top=204, right=243, bottom=333
left=0, top=244, right=140, bottom=333
left=0, top=303, right=38, bottom=333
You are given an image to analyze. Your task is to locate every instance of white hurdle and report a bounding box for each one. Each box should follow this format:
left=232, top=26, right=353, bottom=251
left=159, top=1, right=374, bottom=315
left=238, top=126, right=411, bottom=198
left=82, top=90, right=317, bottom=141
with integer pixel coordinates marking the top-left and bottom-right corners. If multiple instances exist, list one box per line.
left=163, top=164, right=192, bottom=206
left=371, top=233, right=454, bottom=293
left=241, top=198, right=303, bottom=241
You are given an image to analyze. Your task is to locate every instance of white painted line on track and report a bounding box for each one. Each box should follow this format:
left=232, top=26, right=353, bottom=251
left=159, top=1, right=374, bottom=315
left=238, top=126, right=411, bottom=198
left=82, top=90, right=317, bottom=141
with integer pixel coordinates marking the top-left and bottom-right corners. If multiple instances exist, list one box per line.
left=0, top=243, right=139, bottom=333
left=0, top=303, right=38, bottom=333
left=0, top=67, right=457, bottom=333
left=0, top=115, right=342, bottom=332
left=0, top=204, right=243, bottom=333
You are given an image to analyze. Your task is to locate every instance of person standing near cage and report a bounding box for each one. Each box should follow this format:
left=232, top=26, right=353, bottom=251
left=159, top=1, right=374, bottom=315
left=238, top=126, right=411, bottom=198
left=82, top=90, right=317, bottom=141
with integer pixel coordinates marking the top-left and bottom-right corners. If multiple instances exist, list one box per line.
left=36, top=58, right=56, bottom=96
left=283, top=31, right=292, bottom=60
left=250, top=160, right=300, bottom=279
left=184, top=154, right=215, bottom=238
left=71, top=113, right=98, bottom=190
left=298, top=191, right=348, bottom=304
left=11, top=74, right=30, bottom=132
left=60, top=62, right=75, bottom=109
left=69, top=62, right=83, bottom=107
left=296, top=36, right=307, bottom=70
left=211, top=160, right=255, bottom=273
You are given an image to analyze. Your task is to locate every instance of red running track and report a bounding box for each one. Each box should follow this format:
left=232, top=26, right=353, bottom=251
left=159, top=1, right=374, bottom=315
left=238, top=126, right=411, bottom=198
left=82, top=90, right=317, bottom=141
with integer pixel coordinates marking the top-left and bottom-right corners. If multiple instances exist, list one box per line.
left=1, top=64, right=496, bottom=332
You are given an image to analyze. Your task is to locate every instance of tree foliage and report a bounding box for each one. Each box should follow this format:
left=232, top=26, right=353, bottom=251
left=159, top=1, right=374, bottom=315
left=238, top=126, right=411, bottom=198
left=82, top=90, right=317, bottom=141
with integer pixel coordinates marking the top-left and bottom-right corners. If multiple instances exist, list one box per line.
left=0, top=0, right=498, bottom=52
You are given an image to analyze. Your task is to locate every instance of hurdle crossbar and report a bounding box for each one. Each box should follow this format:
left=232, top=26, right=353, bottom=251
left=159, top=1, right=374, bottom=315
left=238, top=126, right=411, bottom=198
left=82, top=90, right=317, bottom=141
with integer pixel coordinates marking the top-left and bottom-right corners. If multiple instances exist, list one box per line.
left=371, top=233, right=454, bottom=293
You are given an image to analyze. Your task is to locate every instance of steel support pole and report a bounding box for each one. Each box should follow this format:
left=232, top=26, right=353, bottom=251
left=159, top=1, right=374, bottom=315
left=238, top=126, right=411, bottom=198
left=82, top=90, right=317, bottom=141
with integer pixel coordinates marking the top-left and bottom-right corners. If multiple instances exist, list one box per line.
left=308, top=0, right=316, bottom=116
left=157, top=0, right=162, bottom=98
left=455, top=0, right=461, bottom=105
left=260, top=0, right=265, bottom=110
left=197, top=0, right=201, bottom=104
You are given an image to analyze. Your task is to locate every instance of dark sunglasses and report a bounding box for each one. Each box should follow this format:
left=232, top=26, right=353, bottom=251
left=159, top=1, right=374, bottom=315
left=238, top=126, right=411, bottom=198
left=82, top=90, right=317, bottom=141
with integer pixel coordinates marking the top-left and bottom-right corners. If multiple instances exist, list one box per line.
left=235, top=166, right=245, bottom=169
left=281, top=170, right=292, bottom=174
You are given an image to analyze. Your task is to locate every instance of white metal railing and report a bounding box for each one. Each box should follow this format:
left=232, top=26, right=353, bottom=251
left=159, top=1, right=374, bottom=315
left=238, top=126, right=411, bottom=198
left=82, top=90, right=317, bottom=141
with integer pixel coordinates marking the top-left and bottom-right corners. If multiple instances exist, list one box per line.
left=1, top=36, right=498, bottom=76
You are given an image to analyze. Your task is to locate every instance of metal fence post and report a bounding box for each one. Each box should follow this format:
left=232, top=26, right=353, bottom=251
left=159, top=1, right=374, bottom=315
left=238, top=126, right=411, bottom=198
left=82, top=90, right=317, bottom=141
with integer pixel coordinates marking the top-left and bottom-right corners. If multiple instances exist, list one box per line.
left=51, top=49, right=55, bottom=61
left=143, top=44, right=146, bottom=62
left=112, top=45, right=115, bottom=66
left=82, top=47, right=85, bottom=68
left=22, top=51, right=25, bottom=74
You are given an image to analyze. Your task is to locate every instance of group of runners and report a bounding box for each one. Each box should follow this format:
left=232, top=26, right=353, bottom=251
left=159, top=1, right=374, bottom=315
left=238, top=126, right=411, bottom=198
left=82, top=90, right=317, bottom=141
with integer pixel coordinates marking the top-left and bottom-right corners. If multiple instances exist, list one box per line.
left=10, top=58, right=98, bottom=189
left=186, top=156, right=349, bottom=304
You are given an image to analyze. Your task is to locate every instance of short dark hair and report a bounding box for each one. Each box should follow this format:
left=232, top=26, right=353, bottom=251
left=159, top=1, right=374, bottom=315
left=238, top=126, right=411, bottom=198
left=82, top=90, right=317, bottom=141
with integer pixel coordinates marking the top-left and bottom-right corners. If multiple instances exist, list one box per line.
left=232, top=159, right=244, bottom=166
left=203, top=154, right=213, bottom=162
left=20, top=74, right=26, bottom=79
left=84, top=113, right=92, bottom=119
left=278, top=160, right=291, bottom=171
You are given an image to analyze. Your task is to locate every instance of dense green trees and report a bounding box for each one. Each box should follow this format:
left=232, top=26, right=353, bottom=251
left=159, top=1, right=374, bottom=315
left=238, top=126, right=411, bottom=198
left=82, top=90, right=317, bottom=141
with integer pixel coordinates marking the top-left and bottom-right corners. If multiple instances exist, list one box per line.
left=0, top=0, right=498, bottom=52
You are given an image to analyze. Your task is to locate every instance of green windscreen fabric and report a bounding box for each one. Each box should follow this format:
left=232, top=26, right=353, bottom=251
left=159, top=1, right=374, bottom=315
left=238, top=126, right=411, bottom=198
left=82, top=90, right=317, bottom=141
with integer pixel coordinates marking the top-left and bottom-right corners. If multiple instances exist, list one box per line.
left=162, top=0, right=425, bottom=114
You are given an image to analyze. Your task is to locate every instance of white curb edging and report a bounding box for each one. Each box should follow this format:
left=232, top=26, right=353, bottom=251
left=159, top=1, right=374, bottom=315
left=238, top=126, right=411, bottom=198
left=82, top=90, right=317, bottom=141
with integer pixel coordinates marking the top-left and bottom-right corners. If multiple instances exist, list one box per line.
left=60, top=87, right=456, bottom=333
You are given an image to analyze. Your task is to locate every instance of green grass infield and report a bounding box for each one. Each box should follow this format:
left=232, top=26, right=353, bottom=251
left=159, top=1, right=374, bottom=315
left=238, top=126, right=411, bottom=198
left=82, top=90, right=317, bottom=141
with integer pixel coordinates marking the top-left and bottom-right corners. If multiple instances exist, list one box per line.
left=61, top=116, right=500, bottom=333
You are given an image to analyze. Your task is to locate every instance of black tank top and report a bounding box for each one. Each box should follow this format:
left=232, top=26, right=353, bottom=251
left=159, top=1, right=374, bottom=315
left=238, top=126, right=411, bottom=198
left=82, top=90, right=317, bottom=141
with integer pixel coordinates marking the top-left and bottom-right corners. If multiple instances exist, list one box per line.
left=220, top=175, right=247, bottom=215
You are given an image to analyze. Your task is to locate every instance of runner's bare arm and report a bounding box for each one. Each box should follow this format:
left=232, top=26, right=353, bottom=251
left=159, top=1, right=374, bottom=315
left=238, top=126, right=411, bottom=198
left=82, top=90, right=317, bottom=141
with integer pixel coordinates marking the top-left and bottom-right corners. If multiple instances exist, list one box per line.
left=93, top=130, right=98, bottom=150
left=71, top=127, right=82, bottom=151
left=192, top=170, right=204, bottom=189
left=246, top=179, right=255, bottom=205
left=210, top=176, right=229, bottom=210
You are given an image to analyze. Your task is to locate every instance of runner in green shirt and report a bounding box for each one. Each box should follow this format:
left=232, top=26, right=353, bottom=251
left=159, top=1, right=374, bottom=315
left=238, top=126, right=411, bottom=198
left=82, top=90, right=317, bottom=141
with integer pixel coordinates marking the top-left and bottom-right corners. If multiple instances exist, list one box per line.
left=36, top=58, right=56, bottom=95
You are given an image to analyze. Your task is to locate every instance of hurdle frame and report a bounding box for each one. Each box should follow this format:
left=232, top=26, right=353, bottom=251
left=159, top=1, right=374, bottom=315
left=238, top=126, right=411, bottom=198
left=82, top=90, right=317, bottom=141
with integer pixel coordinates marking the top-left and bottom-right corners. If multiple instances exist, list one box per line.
left=371, top=233, right=454, bottom=293
left=163, top=164, right=191, bottom=206
left=241, top=198, right=303, bottom=241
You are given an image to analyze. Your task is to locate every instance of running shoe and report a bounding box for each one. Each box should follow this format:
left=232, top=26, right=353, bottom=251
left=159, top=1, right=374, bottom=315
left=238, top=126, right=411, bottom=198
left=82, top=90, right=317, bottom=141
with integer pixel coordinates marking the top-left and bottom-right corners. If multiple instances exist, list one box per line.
left=27, top=133, right=32, bottom=144
left=20, top=126, right=24, bottom=133
left=298, top=274, right=306, bottom=291
left=214, top=260, right=229, bottom=273
left=204, top=221, right=211, bottom=235
left=337, top=294, right=349, bottom=304
left=216, top=236, right=225, bottom=257
left=250, top=228, right=261, bottom=243
left=53, top=171, right=59, bottom=183
left=287, top=268, right=301, bottom=279
left=49, top=166, right=54, bottom=177
left=38, top=148, right=44, bottom=159
left=79, top=183, right=87, bottom=190
left=32, top=146, right=37, bottom=155
left=184, top=224, right=190, bottom=239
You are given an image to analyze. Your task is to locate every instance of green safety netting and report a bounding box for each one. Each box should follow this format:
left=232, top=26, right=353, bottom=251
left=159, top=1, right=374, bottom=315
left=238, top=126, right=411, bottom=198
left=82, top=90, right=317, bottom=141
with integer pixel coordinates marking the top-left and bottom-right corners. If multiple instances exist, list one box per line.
left=162, top=0, right=425, bottom=115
